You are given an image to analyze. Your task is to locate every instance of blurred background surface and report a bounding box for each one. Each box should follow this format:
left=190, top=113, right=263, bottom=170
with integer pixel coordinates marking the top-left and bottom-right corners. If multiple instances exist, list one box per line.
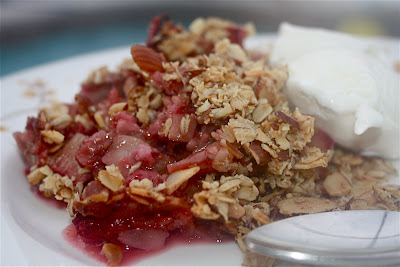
left=1, top=0, right=399, bottom=76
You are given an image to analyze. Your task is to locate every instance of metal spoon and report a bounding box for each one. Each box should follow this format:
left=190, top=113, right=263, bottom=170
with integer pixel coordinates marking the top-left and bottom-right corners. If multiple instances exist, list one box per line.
left=245, top=210, right=400, bottom=266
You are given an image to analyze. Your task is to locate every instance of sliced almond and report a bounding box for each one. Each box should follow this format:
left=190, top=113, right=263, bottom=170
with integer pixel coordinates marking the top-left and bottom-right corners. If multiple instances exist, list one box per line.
left=323, top=172, right=352, bottom=197
left=165, top=166, right=200, bottom=195
left=277, top=197, right=337, bottom=216
left=252, top=99, right=272, bottom=123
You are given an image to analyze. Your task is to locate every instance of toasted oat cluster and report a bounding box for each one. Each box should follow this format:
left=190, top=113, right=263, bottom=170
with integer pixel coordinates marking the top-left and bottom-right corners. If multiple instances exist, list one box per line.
left=14, top=16, right=399, bottom=266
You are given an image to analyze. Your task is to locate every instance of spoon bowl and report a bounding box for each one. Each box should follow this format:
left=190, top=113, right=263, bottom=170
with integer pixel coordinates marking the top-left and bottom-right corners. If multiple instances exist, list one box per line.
left=245, top=210, right=400, bottom=266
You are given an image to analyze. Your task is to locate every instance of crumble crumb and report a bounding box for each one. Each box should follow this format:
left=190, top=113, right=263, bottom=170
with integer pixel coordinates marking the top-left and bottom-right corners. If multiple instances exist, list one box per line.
left=98, top=165, right=125, bottom=192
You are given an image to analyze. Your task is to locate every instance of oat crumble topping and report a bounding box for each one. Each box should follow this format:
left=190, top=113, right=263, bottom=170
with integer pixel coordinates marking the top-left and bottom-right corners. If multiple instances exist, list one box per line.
left=13, top=16, right=399, bottom=266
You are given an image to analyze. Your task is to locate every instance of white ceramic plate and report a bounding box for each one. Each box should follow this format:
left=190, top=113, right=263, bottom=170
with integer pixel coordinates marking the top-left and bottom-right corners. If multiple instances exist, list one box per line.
left=1, top=34, right=399, bottom=266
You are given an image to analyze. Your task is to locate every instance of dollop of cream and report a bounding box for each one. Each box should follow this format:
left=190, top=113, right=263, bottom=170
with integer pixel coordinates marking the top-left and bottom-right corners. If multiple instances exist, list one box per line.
left=270, top=23, right=399, bottom=159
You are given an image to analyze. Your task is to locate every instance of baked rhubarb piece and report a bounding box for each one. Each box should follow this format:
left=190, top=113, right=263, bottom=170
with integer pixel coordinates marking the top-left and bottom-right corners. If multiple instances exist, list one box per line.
left=14, top=16, right=400, bottom=266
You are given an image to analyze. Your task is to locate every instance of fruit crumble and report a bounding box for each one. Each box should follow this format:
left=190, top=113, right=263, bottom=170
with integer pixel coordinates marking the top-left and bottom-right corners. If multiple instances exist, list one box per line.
left=14, top=16, right=400, bottom=266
